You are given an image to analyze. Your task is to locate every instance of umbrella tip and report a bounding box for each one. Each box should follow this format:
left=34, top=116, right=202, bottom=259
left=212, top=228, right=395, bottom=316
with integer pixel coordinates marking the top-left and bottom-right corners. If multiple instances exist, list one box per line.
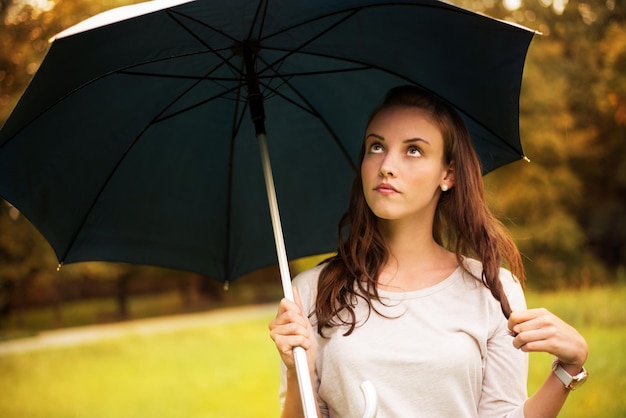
left=56, top=262, right=64, bottom=272
left=223, top=280, right=230, bottom=291
left=522, top=155, right=531, bottom=163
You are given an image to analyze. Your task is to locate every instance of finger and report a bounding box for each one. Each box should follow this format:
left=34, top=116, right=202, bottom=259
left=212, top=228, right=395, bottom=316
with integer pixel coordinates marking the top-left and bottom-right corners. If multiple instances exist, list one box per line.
left=271, top=298, right=307, bottom=326
left=511, top=327, right=554, bottom=350
left=270, top=327, right=312, bottom=350
left=269, top=322, right=313, bottom=369
left=510, top=315, right=588, bottom=366
left=508, top=308, right=551, bottom=335
left=271, top=317, right=310, bottom=337
left=508, top=308, right=546, bottom=327
left=269, top=298, right=311, bottom=338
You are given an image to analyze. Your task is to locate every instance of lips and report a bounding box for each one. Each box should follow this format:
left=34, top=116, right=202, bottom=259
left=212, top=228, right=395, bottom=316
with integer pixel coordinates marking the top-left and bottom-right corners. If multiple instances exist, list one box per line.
left=375, top=182, right=399, bottom=193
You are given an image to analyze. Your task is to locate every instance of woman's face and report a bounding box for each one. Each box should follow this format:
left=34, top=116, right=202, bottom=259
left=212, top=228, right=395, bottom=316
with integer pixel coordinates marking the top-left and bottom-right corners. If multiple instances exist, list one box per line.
left=361, top=106, right=453, bottom=224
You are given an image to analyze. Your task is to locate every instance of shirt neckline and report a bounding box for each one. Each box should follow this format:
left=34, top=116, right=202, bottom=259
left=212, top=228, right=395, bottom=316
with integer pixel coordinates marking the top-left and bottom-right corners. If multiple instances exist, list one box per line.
left=375, top=265, right=464, bottom=300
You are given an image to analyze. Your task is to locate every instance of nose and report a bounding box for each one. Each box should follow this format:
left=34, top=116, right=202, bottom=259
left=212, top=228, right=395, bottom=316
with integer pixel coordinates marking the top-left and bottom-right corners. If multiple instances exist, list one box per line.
left=379, top=155, right=397, bottom=178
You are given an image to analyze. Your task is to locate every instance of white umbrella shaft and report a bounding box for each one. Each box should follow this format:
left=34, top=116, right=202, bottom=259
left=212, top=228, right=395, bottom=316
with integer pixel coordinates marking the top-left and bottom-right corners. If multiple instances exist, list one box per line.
left=259, top=134, right=378, bottom=418
left=258, top=133, right=318, bottom=418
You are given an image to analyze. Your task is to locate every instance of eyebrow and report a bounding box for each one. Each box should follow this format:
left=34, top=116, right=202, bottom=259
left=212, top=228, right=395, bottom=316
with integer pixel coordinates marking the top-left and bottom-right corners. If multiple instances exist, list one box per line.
left=365, top=133, right=430, bottom=145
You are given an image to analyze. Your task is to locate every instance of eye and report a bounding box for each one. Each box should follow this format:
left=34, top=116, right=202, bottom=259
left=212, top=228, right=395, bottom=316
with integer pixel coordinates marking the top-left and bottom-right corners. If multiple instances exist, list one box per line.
left=368, top=142, right=384, bottom=153
left=407, top=145, right=422, bottom=157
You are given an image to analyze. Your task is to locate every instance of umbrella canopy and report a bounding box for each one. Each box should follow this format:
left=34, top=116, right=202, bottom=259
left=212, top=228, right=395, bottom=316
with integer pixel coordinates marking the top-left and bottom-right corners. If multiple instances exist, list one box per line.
left=0, top=0, right=535, bottom=284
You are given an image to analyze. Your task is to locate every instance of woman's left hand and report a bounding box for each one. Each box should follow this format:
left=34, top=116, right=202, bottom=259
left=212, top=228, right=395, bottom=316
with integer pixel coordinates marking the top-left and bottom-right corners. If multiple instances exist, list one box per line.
left=508, top=308, right=588, bottom=369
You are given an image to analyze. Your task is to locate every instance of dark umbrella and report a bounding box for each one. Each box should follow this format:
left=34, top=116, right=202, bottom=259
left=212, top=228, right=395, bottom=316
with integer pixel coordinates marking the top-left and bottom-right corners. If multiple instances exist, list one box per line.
left=0, top=0, right=536, bottom=416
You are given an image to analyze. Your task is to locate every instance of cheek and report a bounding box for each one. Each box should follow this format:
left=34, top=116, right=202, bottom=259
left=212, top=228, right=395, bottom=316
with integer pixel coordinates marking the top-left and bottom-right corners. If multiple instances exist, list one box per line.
left=360, top=159, right=374, bottom=181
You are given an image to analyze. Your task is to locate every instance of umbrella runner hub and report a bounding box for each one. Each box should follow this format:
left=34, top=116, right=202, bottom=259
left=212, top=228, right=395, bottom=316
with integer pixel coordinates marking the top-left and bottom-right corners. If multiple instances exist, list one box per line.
left=235, top=39, right=267, bottom=136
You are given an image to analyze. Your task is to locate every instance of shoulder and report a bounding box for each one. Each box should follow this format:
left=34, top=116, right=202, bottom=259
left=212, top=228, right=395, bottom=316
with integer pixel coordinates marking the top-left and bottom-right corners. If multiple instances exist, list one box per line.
left=462, top=258, right=526, bottom=311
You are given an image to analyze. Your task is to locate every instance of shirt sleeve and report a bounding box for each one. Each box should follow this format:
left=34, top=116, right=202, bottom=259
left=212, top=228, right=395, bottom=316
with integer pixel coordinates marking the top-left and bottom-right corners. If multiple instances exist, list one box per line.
left=478, top=269, right=528, bottom=418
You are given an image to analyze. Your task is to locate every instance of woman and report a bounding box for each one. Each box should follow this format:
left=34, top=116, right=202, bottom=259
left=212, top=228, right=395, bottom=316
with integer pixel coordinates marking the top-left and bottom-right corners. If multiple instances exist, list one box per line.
left=269, top=85, right=588, bottom=418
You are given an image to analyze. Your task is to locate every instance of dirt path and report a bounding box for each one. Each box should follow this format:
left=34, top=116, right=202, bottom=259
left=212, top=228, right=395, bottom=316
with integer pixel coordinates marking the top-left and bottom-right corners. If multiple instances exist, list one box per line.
left=0, top=303, right=277, bottom=356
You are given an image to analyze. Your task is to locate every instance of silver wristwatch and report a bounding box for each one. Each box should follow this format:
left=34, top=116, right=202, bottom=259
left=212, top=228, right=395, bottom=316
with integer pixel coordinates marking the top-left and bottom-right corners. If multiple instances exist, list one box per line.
left=552, top=358, right=588, bottom=390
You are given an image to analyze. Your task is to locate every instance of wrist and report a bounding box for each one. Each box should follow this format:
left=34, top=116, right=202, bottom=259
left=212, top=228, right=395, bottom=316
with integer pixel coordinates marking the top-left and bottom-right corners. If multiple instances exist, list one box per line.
left=286, top=368, right=299, bottom=380
left=552, top=357, right=588, bottom=390
left=557, top=351, right=588, bottom=374
left=559, top=361, right=585, bottom=375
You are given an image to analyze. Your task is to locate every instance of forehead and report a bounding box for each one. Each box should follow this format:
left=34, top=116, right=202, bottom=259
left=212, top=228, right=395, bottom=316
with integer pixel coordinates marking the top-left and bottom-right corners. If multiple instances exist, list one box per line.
left=366, top=106, right=443, bottom=141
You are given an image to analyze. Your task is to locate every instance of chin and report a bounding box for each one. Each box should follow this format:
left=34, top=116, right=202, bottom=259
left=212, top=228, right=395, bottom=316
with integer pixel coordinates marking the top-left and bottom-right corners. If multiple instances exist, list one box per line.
left=370, top=209, right=398, bottom=220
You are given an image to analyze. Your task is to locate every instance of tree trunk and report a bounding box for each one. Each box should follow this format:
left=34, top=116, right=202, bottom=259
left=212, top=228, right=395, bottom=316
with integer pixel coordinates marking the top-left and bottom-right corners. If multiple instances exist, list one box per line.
left=116, top=273, right=130, bottom=319
left=51, top=275, right=63, bottom=326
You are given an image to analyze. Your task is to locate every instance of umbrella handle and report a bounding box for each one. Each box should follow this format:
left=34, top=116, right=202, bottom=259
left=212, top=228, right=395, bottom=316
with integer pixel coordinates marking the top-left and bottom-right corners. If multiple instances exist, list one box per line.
left=293, top=346, right=318, bottom=417
left=360, top=380, right=378, bottom=418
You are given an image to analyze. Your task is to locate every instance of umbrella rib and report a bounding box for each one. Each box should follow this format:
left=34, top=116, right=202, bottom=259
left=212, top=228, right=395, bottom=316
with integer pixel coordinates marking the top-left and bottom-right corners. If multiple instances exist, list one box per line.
left=230, top=86, right=250, bottom=142
left=256, top=10, right=359, bottom=78
left=119, top=66, right=369, bottom=80
left=223, top=64, right=251, bottom=284
left=165, top=10, right=244, bottom=78
left=259, top=66, right=370, bottom=79
left=259, top=6, right=358, bottom=42
left=153, top=84, right=244, bottom=124
left=256, top=58, right=357, bottom=172
left=118, top=71, right=240, bottom=81
left=118, top=49, right=239, bottom=85
left=166, top=9, right=240, bottom=44
left=247, top=0, right=269, bottom=41
left=261, top=2, right=497, bottom=43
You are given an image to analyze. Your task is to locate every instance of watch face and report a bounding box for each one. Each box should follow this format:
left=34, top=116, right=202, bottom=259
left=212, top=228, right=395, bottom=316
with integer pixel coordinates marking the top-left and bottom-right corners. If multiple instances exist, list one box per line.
left=569, top=370, right=588, bottom=390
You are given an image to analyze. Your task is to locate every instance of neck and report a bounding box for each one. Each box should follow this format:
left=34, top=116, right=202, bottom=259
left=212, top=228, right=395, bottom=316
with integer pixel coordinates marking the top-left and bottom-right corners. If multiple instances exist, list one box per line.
left=377, top=217, right=457, bottom=291
left=379, top=216, right=438, bottom=262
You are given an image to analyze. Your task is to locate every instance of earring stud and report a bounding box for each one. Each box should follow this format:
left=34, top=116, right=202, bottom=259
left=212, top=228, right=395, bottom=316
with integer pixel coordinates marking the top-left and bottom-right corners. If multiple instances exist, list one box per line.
left=441, top=184, right=449, bottom=192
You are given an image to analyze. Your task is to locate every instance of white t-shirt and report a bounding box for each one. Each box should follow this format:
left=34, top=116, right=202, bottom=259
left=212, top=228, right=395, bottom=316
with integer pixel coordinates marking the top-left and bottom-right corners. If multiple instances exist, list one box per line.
left=280, top=258, right=528, bottom=418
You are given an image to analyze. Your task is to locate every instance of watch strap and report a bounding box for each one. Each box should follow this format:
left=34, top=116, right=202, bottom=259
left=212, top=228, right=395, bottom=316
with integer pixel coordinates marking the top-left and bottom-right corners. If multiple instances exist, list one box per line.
left=552, top=358, right=588, bottom=390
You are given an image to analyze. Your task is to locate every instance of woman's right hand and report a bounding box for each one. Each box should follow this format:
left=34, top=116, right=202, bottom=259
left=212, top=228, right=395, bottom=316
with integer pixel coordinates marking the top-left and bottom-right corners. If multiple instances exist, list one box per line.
left=269, top=288, right=317, bottom=372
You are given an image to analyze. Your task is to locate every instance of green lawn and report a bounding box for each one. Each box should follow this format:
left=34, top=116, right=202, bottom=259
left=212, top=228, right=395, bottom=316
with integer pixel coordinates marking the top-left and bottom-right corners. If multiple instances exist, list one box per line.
left=525, top=285, right=626, bottom=418
left=0, top=285, right=624, bottom=417
left=0, top=311, right=282, bottom=418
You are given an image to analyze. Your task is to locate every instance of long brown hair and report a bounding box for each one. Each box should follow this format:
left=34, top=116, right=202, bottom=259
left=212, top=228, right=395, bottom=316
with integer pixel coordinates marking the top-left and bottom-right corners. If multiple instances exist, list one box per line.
left=315, top=85, right=525, bottom=336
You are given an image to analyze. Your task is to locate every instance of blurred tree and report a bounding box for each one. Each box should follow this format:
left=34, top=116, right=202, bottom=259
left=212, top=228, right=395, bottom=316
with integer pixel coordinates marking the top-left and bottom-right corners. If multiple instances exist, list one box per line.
left=486, top=35, right=596, bottom=287
left=1, top=0, right=624, bottom=299
left=576, top=19, right=626, bottom=271
left=510, top=0, right=626, bottom=284
left=0, top=201, right=57, bottom=324
left=451, top=0, right=625, bottom=286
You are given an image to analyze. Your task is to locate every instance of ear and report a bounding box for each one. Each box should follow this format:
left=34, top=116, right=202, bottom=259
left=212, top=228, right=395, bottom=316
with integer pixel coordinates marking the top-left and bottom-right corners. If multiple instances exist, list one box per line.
left=442, top=162, right=455, bottom=190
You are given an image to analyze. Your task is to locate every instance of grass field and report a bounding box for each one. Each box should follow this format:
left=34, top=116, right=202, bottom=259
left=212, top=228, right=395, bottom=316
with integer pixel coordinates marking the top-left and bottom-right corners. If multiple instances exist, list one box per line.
left=0, top=285, right=625, bottom=418
left=0, top=309, right=282, bottom=418
left=525, top=285, right=626, bottom=418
